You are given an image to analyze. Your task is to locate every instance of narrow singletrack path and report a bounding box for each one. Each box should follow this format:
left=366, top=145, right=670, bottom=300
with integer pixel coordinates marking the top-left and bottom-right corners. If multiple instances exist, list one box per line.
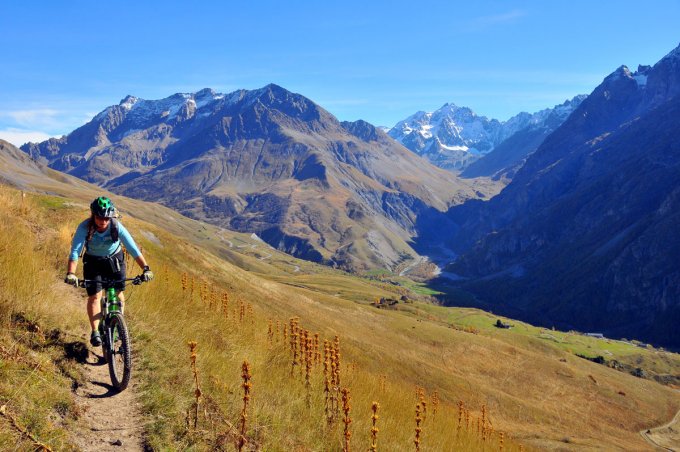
left=71, top=337, right=145, bottom=451
left=640, top=392, right=680, bottom=452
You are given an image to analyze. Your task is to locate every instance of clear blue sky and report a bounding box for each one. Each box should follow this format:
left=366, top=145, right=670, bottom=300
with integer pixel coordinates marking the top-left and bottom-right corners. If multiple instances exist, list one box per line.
left=1, top=0, right=679, bottom=146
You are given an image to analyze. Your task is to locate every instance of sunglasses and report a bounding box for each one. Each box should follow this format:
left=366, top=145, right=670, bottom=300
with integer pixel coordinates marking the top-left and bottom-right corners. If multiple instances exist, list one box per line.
left=95, top=215, right=112, bottom=221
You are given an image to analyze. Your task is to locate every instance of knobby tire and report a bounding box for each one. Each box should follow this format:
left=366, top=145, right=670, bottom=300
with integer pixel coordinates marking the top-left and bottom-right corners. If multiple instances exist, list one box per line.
left=107, top=313, right=132, bottom=391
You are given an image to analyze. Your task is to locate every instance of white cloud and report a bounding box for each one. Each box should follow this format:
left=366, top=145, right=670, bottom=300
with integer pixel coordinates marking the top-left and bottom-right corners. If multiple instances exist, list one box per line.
left=5, top=108, right=59, bottom=122
left=0, top=128, right=55, bottom=147
left=0, top=109, right=61, bottom=128
left=0, top=107, right=90, bottom=139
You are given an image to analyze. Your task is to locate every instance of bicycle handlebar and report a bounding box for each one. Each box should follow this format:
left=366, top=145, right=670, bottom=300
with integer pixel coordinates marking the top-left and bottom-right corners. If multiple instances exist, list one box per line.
left=77, top=275, right=146, bottom=289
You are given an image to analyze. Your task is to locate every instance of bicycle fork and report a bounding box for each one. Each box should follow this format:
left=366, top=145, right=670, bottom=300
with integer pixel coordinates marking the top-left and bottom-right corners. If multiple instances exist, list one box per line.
left=99, top=288, right=121, bottom=354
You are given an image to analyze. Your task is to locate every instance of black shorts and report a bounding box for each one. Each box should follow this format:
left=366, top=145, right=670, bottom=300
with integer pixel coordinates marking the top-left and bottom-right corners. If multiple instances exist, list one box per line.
left=83, top=250, right=126, bottom=296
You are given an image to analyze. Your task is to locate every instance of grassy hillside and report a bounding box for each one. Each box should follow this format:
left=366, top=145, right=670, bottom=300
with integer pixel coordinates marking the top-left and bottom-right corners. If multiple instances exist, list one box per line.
left=1, top=183, right=679, bottom=450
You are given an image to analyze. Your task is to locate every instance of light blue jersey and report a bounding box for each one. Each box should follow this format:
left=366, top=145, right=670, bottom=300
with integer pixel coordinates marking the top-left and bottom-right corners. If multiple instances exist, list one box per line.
left=69, top=219, right=141, bottom=261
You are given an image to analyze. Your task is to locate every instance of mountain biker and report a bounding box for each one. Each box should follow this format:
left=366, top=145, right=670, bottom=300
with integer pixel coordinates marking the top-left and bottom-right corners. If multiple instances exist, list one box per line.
left=64, top=196, right=153, bottom=347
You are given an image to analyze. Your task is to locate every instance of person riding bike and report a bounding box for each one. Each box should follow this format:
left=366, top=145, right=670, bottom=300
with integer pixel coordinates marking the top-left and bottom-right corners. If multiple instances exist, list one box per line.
left=64, top=196, right=153, bottom=346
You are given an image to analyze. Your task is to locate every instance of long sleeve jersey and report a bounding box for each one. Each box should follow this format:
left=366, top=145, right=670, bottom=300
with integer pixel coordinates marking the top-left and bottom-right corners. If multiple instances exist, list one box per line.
left=69, top=219, right=141, bottom=261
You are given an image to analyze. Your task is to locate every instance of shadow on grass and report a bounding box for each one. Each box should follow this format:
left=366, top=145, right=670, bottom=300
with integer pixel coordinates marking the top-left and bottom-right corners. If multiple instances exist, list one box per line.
left=63, top=340, right=89, bottom=363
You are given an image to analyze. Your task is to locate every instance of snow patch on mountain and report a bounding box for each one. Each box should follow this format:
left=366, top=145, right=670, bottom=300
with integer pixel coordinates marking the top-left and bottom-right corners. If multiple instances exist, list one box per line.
left=389, top=95, right=585, bottom=171
left=120, top=96, right=139, bottom=111
left=439, top=143, right=468, bottom=151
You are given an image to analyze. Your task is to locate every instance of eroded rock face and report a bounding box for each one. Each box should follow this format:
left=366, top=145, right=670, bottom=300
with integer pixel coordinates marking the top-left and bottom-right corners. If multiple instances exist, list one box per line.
left=21, top=84, right=494, bottom=270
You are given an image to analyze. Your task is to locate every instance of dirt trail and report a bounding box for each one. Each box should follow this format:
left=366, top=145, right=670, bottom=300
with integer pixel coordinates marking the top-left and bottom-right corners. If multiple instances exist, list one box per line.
left=640, top=393, right=680, bottom=452
left=71, top=336, right=145, bottom=451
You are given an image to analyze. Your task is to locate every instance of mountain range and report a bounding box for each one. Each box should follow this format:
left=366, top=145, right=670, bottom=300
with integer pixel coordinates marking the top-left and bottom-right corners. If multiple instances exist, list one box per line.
left=427, top=43, right=680, bottom=348
left=388, top=95, right=585, bottom=175
left=21, top=84, right=499, bottom=271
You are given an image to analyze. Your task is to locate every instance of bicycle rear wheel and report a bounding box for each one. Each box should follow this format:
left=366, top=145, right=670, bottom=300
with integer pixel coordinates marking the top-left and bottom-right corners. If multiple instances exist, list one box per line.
left=107, top=313, right=132, bottom=391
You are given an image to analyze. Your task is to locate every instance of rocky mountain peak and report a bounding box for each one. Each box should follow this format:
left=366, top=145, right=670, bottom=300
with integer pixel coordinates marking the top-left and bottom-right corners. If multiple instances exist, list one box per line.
left=244, top=83, right=328, bottom=124
left=390, top=95, right=585, bottom=173
left=195, top=87, right=217, bottom=98
left=604, top=65, right=634, bottom=82
left=660, top=41, right=680, bottom=62
left=341, top=119, right=384, bottom=142
left=119, top=95, right=139, bottom=110
left=645, top=42, right=680, bottom=107
left=249, top=83, right=300, bottom=104
left=435, top=103, right=478, bottom=121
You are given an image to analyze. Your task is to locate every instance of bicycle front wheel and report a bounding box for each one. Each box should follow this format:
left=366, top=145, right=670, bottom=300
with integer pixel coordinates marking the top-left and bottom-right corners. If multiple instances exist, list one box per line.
left=107, top=313, right=132, bottom=391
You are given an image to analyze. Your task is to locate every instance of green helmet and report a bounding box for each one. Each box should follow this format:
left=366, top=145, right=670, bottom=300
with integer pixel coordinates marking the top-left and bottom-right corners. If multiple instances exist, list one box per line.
left=90, top=196, right=116, bottom=218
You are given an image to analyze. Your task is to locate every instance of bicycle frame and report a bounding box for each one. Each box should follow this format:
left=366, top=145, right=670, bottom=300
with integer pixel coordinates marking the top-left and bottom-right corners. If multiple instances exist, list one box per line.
left=103, top=286, right=122, bottom=314
left=79, top=276, right=142, bottom=317
left=100, top=287, right=121, bottom=356
left=77, top=275, right=144, bottom=391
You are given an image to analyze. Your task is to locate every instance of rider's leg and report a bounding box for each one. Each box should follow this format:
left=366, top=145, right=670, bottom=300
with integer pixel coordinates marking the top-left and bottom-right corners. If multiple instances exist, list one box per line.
left=87, top=291, right=103, bottom=331
left=118, top=291, right=125, bottom=314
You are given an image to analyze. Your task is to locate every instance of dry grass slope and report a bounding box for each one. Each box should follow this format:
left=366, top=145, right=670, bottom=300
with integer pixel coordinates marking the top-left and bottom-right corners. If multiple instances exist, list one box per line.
left=0, top=183, right=679, bottom=451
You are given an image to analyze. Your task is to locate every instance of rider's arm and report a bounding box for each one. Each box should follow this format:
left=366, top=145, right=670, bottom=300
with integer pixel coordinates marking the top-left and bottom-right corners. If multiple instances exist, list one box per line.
left=117, top=222, right=142, bottom=259
left=134, top=255, right=149, bottom=270
left=117, top=222, right=147, bottom=270
left=67, top=221, right=88, bottom=273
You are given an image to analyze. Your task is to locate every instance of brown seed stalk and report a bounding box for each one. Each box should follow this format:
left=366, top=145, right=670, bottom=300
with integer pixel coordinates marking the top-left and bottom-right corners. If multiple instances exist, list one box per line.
left=267, top=320, right=273, bottom=347
left=187, top=341, right=202, bottom=429
left=414, top=402, right=423, bottom=451
left=238, top=361, right=252, bottom=451
left=432, top=390, right=439, bottom=418
left=221, top=291, right=230, bottom=319
left=333, top=336, right=341, bottom=389
left=299, top=329, right=308, bottom=377
left=290, top=324, right=299, bottom=377
left=481, top=404, right=487, bottom=441
left=457, top=401, right=464, bottom=433
left=324, top=340, right=332, bottom=423
left=341, top=388, right=352, bottom=452
left=304, top=336, right=313, bottom=407
left=370, top=401, right=380, bottom=451
left=330, top=339, right=342, bottom=417
left=314, top=332, right=321, bottom=364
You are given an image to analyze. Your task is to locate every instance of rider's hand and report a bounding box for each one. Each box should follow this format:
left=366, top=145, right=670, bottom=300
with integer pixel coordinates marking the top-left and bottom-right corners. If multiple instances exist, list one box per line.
left=64, top=273, right=78, bottom=286
left=142, top=266, right=154, bottom=282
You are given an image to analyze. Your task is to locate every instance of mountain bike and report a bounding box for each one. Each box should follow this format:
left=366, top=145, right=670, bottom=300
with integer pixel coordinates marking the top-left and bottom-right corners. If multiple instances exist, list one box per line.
left=78, top=276, right=144, bottom=391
